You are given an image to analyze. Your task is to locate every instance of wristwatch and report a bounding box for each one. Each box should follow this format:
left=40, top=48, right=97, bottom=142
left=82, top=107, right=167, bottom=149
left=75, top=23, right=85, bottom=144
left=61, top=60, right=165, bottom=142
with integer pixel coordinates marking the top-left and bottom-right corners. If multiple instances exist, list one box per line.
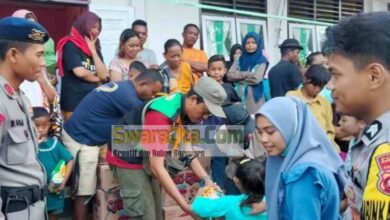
left=199, top=175, right=212, bottom=187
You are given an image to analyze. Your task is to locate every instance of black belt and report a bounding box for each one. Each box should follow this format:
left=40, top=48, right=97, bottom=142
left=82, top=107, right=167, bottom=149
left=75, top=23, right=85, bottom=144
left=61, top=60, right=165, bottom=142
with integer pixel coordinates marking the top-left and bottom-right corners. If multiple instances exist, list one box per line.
left=1, top=185, right=46, bottom=214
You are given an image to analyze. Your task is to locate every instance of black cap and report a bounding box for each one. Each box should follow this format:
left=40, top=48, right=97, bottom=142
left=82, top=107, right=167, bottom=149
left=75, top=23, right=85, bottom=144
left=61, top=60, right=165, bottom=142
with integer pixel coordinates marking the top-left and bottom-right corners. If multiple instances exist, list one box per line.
left=0, top=17, right=49, bottom=44
left=279, top=38, right=303, bottom=50
left=223, top=103, right=255, bottom=136
left=32, top=107, right=50, bottom=119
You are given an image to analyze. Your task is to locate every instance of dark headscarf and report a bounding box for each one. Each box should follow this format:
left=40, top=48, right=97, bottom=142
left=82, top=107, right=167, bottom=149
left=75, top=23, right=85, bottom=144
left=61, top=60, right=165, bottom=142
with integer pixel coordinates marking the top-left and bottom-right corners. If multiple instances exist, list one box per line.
left=239, top=32, right=267, bottom=71
left=237, top=32, right=268, bottom=102
left=229, top=44, right=242, bottom=65
left=73, top=12, right=101, bottom=36
left=73, top=11, right=102, bottom=51
left=57, top=11, right=102, bottom=77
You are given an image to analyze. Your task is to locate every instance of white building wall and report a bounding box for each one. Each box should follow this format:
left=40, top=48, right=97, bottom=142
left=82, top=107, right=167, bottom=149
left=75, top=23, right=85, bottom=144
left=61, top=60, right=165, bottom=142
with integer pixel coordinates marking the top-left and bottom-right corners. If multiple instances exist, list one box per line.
left=365, top=0, right=389, bottom=12
left=130, top=0, right=146, bottom=20
left=90, top=0, right=200, bottom=65
left=89, top=0, right=386, bottom=66
left=91, top=0, right=131, bottom=7
left=144, top=0, right=200, bottom=64
left=266, top=0, right=288, bottom=69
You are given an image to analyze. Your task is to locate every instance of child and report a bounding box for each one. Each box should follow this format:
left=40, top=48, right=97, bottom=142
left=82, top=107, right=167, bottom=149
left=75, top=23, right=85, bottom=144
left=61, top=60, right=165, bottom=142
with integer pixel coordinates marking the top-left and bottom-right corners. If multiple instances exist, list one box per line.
left=338, top=115, right=365, bottom=172
left=128, top=60, right=147, bottom=80
left=33, top=107, right=74, bottom=220
left=208, top=55, right=241, bottom=104
left=305, top=52, right=332, bottom=103
left=191, top=159, right=267, bottom=220
left=205, top=55, right=241, bottom=190
left=287, top=64, right=336, bottom=149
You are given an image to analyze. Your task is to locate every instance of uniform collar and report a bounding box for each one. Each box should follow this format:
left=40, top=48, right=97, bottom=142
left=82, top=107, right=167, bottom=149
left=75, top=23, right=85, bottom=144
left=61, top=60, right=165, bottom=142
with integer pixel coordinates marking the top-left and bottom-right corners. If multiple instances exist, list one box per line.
left=360, top=111, right=390, bottom=146
left=0, top=75, right=17, bottom=99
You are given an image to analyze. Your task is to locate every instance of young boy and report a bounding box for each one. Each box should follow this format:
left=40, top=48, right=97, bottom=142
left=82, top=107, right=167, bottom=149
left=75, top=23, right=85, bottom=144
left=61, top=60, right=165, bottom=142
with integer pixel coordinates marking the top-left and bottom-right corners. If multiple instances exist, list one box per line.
left=338, top=115, right=365, bottom=172
left=287, top=64, right=336, bottom=145
left=128, top=61, right=147, bottom=80
left=324, top=12, right=390, bottom=219
left=208, top=55, right=241, bottom=104
left=33, top=107, right=74, bottom=220
left=206, top=55, right=241, bottom=190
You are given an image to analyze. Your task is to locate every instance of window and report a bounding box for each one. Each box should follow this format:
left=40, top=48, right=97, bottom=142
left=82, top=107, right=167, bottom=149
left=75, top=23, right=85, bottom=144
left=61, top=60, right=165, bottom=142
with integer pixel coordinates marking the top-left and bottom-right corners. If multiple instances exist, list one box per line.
left=200, top=0, right=267, bottom=15
left=200, top=0, right=267, bottom=59
left=288, top=0, right=363, bottom=23
left=15, top=0, right=89, bottom=4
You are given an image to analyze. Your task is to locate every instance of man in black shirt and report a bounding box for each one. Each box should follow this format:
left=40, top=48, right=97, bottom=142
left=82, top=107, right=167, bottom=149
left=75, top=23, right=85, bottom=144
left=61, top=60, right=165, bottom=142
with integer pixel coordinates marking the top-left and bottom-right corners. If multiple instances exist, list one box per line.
left=268, top=39, right=303, bottom=98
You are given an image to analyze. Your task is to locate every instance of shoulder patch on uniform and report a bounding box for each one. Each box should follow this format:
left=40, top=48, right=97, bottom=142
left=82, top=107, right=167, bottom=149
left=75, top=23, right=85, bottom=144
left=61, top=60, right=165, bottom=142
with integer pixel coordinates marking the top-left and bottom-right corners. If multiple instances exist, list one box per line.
left=376, top=145, right=390, bottom=196
left=364, top=120, right=382, bottom=140
left=0, top=113, right=5, bottom=125
left=4, top=83, right=14, bottom=96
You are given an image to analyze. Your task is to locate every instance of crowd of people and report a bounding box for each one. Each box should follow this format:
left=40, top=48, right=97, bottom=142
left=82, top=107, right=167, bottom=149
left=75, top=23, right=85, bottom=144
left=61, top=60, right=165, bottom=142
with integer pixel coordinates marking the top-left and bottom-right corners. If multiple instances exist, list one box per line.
left=0, top=7, right=389, bottom=220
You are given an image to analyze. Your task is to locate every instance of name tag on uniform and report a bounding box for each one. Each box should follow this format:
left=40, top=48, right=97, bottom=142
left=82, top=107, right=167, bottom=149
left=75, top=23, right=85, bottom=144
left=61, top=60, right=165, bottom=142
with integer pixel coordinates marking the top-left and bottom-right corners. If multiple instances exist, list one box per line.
left=10, top=119, right=24, bottom=128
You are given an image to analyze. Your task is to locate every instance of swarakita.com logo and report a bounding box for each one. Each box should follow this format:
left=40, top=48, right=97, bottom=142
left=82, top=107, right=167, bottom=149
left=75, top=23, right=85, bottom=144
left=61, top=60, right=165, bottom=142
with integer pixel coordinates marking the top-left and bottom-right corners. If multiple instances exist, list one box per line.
left=110, top=125, right=246, bottom=157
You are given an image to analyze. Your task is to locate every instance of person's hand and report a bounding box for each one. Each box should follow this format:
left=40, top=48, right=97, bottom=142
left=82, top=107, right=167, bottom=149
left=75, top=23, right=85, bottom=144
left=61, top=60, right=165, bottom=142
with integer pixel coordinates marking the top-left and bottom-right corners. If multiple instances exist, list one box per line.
left=204, top=177, right=222, bottom=192
left=55, top=182, right=66, bottom=193
left=85, top=34, right=97, bottom=53
left=38, top=135, right=47, bottom=144
left=340, top=197, right=349, bottom=213
left=196, top=185, right=223, bottom=197
left=149, top=64, right=160, bottom=70
left=250, top=201, right=266, bottom=215
left=181, top=203, right=201, bottom=220
left=193, top=71, right=203, bottom=78
left=195, top=186, right=207, bottom=197
left=36, top=70, right=47, bottom=85
left=48, top=74, right=58, bottom=87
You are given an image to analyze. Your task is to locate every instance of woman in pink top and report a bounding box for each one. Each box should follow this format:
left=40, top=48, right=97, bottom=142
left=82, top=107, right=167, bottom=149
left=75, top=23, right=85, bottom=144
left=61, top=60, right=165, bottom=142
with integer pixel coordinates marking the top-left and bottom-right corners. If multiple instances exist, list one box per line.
left=109, top=29, right=141, bottom=81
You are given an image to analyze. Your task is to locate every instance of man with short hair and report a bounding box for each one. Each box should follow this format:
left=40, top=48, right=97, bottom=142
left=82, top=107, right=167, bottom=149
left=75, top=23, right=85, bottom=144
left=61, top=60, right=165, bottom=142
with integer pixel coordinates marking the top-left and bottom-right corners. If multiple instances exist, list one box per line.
left=61, top=69, right=163, bottom=220
left=109, top=76, right=227, bottom=220
left=324, top=12, right=390, bottom=219
left=182, top=23, right=208, bottom=81
left=0, top=16, right=49, bottom=220
left=132, top=19, right=158, bottom=68
left=268, top=39, right=303, bottom=98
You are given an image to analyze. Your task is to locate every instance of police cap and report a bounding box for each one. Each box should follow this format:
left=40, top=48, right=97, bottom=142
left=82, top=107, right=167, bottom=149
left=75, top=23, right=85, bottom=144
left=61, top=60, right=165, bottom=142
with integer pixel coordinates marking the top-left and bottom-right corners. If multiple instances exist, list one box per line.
left=0, top=17, right=49, bottom=44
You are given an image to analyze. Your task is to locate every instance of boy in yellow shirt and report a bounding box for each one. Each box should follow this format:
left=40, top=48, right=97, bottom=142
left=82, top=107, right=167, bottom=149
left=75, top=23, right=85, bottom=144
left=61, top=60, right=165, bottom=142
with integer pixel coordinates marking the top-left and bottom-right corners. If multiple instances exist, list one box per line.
left=287, top=64, right=336, bottom=144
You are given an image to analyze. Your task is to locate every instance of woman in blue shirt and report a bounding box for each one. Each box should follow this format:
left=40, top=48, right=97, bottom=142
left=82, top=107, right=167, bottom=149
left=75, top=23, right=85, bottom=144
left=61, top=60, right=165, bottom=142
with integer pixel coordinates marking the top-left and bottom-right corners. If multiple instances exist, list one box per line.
left=255, top=97, right=347, bottom=220
left=191, top=159, right=267, bottom=220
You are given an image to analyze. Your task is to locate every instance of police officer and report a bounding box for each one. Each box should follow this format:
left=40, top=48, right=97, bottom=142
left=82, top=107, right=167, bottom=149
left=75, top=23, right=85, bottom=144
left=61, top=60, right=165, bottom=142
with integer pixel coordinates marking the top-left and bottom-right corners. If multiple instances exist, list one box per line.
left=324, top=12, right=390, bottom=219
left=0, top=17, right=49, bottom=219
